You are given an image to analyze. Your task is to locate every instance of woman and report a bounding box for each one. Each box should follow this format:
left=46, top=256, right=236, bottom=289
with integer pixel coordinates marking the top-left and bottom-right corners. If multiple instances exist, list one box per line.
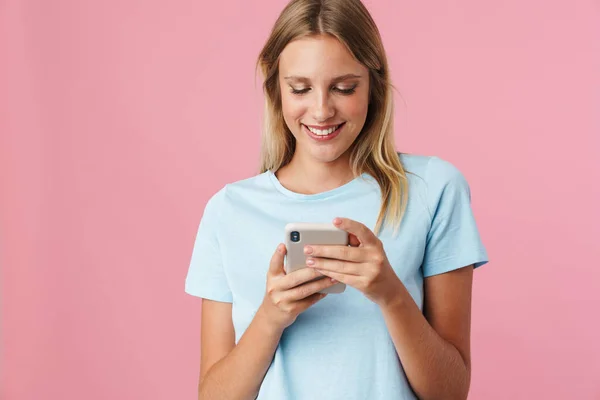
left=185, top=0, right=488, bottom=398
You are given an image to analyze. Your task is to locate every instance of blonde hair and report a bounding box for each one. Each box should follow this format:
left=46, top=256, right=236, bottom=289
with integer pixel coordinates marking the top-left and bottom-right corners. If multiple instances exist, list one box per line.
left=255, top=0, right=408, bottom=236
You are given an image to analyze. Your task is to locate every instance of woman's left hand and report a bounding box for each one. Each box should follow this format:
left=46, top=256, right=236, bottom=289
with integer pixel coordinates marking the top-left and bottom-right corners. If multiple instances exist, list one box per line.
left=304, top=217, right=403, bottom=306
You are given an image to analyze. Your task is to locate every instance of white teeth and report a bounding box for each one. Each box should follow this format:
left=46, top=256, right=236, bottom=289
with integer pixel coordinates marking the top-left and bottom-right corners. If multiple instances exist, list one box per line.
left=306, top=124, right=340, bottom=135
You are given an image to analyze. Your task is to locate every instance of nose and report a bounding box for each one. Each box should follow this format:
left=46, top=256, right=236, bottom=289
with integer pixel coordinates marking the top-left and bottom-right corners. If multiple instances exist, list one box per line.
left=311, top=90, right=335, bottom=122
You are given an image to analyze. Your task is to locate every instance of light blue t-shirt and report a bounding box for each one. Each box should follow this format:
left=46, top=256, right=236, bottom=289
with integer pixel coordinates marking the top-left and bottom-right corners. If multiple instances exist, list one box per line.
left=185, top=153, right=488, bottom=399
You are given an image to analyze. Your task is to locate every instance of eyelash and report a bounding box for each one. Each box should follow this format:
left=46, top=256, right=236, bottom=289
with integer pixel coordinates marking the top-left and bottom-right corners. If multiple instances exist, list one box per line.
left=290, top=86, right=356, bottom=96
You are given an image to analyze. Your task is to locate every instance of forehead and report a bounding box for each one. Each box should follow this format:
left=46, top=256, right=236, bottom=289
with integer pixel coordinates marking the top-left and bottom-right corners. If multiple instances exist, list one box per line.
left=279, top=35, right=366, bottom=80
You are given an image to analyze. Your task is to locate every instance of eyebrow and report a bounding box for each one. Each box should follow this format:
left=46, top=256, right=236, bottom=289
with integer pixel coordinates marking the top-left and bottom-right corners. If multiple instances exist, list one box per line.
left=283, top=74, right=362, bottom=83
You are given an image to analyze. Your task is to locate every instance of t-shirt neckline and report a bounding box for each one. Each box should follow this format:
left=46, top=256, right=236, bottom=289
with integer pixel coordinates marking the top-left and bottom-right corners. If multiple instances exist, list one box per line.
left=267, top=169, right=371, bottom=201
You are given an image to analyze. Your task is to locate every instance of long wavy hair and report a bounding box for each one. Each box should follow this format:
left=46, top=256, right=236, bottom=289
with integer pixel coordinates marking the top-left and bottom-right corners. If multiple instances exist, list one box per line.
left=255, top=0, right=408, bottom=236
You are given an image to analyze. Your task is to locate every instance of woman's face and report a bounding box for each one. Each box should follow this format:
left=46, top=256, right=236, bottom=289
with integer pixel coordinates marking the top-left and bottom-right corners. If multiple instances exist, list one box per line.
left=278, top=35, right=370, bottom=164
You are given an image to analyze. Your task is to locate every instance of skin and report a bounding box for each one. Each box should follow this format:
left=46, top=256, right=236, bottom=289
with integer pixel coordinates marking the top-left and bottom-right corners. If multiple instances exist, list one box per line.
left=198, top=35, right=474, bottom=400
left=274, top=34, right=370, bottom=195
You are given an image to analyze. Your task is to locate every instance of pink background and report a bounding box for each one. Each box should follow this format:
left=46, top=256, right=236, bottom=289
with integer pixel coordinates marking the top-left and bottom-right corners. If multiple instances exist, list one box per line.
left=1, top=0, right=599, bottom=399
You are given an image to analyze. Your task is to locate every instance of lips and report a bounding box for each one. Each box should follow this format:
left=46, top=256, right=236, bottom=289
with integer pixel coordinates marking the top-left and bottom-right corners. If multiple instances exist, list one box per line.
left=302, top=122, right=345, bottom=141
left=304, top=123, right=343, bottom=130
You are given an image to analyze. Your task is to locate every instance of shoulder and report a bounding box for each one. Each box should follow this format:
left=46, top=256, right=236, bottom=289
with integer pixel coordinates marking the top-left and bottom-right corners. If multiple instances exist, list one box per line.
left=423, top=156, right=470, bottom=201
left=225, top=171, right=271, bottom=191
left=425, top=156, right=467, bottom=185
left=201, top=185, right=228, bottom=220
left=399, top=153, right=464, bottom=182
left=399, top=152, right=468, bottom=190
left=203, top=172, right=273, bottom=213
left=222, top=172, right=272, bottom=201
left=398, top=152, right=431, bottom=176
left=398, top=153, right=472, bottom=216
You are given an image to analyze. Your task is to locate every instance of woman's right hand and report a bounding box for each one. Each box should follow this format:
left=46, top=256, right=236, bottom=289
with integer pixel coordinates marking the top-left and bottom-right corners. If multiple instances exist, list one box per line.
left=259, top=243, right=338, bottom=331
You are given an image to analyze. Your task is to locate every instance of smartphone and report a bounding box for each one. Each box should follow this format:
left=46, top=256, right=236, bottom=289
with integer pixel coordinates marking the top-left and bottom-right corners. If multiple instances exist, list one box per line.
left=284, top=222, right=348, bottom=294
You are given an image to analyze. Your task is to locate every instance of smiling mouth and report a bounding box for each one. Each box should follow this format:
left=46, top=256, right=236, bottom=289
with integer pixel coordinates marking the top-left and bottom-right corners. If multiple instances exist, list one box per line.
left=303, top=123, right=343, bottom=135
left=302, top=122, right=346, bottom=141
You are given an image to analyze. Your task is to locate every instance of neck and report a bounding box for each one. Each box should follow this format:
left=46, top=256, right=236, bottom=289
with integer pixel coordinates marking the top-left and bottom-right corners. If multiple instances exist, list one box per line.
left=275, top=150, right=356, bottom=195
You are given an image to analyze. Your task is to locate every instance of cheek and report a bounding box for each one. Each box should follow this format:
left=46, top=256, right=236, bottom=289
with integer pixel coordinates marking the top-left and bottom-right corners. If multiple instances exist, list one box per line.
left=337, top=96, right=369, bottom=142
left=340, top=97, right=369, bottom=122
left=281, top=93, right=305, bottom=121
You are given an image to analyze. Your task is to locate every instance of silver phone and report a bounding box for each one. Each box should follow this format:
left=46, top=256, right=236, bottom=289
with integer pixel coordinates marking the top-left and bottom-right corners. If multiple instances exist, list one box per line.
left=284, top=222, right=348, bottom=294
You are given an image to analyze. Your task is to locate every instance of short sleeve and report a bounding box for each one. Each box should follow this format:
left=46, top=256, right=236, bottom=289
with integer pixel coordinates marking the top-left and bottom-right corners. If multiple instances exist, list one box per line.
left=184, top=187, right=233, bottom=302
left=422, top=157, right=489, bottom=277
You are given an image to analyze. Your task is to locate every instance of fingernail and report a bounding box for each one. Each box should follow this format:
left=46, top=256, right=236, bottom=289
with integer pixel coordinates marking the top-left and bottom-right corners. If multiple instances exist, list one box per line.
left=304, top=246, right=313, bottom=254
left=306, top=258, right=314, bottom=266
left=333, top=218, right=342, bottom=225
left=330, top=278, right=337, bottom=283
left=277, top=244, right=284, bottom=253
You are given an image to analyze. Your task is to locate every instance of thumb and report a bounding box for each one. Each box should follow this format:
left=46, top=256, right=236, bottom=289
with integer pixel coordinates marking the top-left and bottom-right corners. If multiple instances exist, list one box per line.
left=348, top=233, right=361, bottom=247
left=268, top=243, right=287, bottom=276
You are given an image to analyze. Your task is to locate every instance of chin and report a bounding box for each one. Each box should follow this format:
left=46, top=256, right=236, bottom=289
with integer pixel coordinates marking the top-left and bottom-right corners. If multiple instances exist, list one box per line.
left=308, top=146, right=349, bottom=164
left=292, top=128, right=356, bottom=164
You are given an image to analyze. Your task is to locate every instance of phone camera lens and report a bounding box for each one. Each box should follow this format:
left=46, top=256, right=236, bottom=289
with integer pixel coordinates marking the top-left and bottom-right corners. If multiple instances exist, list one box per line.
left=290, top=231, right=300, bottom=242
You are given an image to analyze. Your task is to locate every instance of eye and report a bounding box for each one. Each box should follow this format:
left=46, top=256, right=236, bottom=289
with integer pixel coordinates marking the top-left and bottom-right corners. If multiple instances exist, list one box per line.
left=289, top=85, right=357, bottom=96
left=290, top=87, right=310, bottom=95
left=334, top=86, right=356, bottom=95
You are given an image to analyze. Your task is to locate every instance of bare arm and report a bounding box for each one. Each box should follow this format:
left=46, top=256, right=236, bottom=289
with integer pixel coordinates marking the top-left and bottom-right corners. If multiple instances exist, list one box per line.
left=380, top=265, right=473, bottom=400
left=299, top=218, right=474, bottom=399
left=197, top=244, right=337, bottom=400
left=198, top=299, right=284, bottom=400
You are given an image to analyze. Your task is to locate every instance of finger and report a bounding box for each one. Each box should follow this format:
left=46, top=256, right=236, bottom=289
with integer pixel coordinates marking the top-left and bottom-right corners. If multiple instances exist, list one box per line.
left=316, top=268, right=360, bottom=287
left=333, top=217, right=378, bottom=247
left=285, top=276, right=340, bottom=302
left=348, top=233, right=361, bottom=247
left=307, top=257, right=361, bottom=275
left=278, top=266, right=325, bottom=290
left=295, top=292, right=328, bottom=312
left=305, top=244, right=363, bottom=262
left=268, top=243, right=286, bottom=277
